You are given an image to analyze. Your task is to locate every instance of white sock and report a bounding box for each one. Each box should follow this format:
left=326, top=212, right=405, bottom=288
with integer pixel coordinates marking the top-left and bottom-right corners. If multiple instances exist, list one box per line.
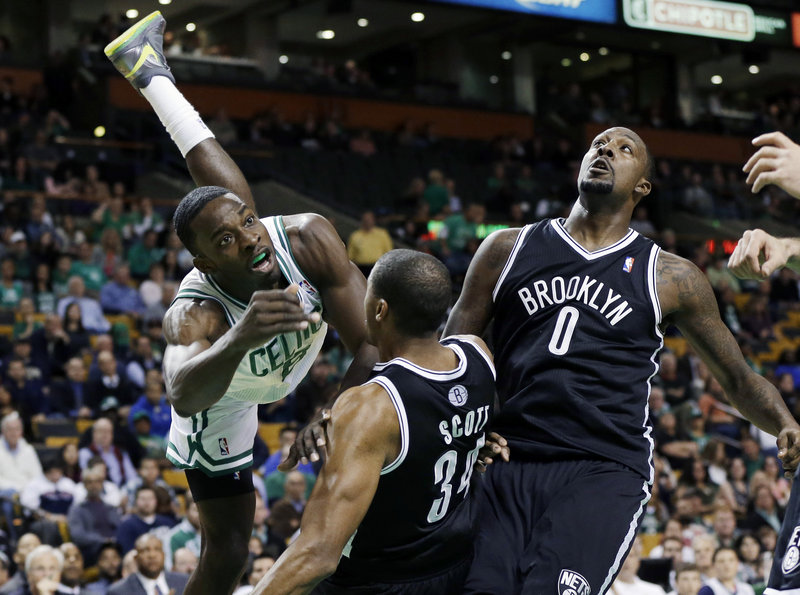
left=140, top=76, right=214, bottom=158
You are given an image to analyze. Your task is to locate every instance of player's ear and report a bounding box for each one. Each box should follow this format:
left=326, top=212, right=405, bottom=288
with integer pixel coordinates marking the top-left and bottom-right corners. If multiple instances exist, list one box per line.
left=634, top=178, right=651, bottom=200
left=375, top=299, right=389, bottom=322
left=193, top=254, right=215, bottom=274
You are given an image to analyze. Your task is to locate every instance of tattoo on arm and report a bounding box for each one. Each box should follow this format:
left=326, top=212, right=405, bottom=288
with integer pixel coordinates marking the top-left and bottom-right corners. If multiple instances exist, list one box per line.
left=658, top=252, right=795, bottom=436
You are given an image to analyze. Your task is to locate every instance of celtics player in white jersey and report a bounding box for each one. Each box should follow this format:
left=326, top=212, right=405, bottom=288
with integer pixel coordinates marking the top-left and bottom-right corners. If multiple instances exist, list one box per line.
left=105, top=12, right=378, bottom=595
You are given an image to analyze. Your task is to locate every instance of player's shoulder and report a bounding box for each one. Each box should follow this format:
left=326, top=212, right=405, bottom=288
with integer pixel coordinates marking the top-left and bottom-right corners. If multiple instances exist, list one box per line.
left=163, top=297, right=228, bottom=345
left=473, top=226, right=523, bottom=268
left=281, top=213, right=347, bottom=280
left=655, top=250, right=705, bottom=286
left=329, top=382, right=398, bottom=441
left=655, top=250, right=714, bottom=317
left=444, top=334, right=493, bottom=362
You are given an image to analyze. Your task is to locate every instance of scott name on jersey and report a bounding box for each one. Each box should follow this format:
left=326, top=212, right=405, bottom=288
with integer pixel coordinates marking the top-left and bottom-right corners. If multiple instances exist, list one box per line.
left=439, top=405, right=491, bottom=445
left=517, top=274, right=633, bottom=326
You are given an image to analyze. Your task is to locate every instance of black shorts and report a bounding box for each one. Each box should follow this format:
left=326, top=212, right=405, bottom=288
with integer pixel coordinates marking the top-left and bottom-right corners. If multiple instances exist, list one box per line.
left=464, top=458, right=651, bottom=595
left=185, top=467, right=255, bottom=502
left=767, top=468, right=800, bottom=594
left=313, top=556, right=471, bottom=595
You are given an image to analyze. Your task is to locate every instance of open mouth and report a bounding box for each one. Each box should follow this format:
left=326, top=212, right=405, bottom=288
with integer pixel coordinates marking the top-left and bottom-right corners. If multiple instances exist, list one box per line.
left=251, top=250, right=272, bottom=272
left=589, top=159, right=611, bottom=173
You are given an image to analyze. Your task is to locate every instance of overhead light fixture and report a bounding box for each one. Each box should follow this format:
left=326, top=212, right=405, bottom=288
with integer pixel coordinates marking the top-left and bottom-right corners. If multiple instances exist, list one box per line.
left=748, top=64, right=760, bottom=74
left=411, top=12, right=425, bottom=22
left=579, top=52, right=590, bottom=62
left=489, top=75, right=499, bottom=84
left=316, top=29, right=335, bottom=39
left=501, top=51, right=512, bottom=60
left=185, top=22, right=196, bottom=32
left=93, top=126, right=106, bottom=138
left=598, top=46, right=609, bottom=56
left=126, top=9, right=139, bottom=19
left=158, top=0, right=172, bottom=4
left=279, top=55, right=289, bottom=64
left=357, top=18, right=368, bottom=27
left=561, top=58, right=572, bottom=67
left=710, top=75, right=723, bottom=85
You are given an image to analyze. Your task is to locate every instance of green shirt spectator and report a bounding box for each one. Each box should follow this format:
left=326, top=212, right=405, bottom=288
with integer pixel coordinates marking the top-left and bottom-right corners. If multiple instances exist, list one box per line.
left=52, top=255, right=73, bottom=298
left=423, top=169, right=449, bottom=217
left=441, top=204, right=485, bottom=252
left=70, top=260, right=106, bottom=294
left=92, top=197, right=132, bottom=241
left=128, top=230, right=165, bottom=279
left=0, top=259, right=25, bottom=309
left=264, top=470, right=316, bottom=503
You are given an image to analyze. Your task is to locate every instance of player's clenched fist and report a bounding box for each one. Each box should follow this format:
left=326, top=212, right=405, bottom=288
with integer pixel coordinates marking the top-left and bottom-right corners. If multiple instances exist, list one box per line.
left=232, top=284, right=320, bottom=351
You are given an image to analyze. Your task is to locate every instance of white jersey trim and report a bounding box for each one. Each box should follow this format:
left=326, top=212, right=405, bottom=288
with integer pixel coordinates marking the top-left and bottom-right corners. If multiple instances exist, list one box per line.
left=765, top=589, right=800, bottom=594
left=550, top=219, right=639, bottom=261
left=369, top=376, right=410, bottom=475
left=491, top=226, right=531, bottom=303
left=372, top=343, right=468, bottom=381
left=454, top=338, right=496, bottom=380
left=643, top=244, right=664, bottom=485
left=598, top=481, right=652, bottom=594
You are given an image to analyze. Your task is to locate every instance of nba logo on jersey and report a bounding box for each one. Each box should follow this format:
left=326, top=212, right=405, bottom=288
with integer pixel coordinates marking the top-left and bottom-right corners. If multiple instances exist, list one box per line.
left=448, top=385, right=468, bottom=406
left=218, top=437, right=230, bottom=456
left=558, top=569, right=590, bottom=595
left=299, top=279, right=316, bottom=295
left=783, top=526, right=800, bottom=574
left=623, top=256, right=635, bottom=273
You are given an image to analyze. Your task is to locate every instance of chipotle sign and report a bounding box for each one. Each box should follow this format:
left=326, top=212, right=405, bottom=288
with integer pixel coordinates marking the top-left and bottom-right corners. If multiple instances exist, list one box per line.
left=623, top=0, right=756, bottom=42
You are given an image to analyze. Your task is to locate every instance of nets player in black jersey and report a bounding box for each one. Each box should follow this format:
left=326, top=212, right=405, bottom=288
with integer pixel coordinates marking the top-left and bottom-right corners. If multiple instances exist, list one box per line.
left=727, top=132, right=800, bottom=595
left=250, top=249, right=498, bottom=594
left=444, top=126, right=800, bottom=594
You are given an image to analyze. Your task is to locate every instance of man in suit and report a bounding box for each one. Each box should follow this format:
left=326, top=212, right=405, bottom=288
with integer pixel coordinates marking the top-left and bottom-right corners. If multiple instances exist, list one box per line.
left=50, top=358, right=92, bottom=419
left=108, top=534, right=188, bottom=595
left=66, top=467, right=122, bottom=566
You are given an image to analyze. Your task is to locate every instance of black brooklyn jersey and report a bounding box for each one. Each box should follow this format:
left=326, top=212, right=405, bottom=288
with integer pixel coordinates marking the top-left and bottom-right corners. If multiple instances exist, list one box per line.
left=326, top=337, right=496, bottom=585
left=491, top=219, right=662, bottom=481
left=767, top=469, right=800, bottom=593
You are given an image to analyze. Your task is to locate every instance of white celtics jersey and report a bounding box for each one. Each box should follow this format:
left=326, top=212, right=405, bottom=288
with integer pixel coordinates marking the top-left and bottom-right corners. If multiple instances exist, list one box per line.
left=173, top=216, right=328, bottom=404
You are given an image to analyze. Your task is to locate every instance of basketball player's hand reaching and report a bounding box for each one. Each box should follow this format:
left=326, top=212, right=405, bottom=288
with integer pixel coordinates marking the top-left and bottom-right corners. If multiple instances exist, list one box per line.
left=778, top=427, right=800, bottom=479
left=743, top=131, right=800, bottom=197
left=728, top=229, right=799, bottom=280
left=233, top=284, right=320, bottom=351
left=475, top=432, right=510, bottom=473
left=279, top=408, right=331, bottom=470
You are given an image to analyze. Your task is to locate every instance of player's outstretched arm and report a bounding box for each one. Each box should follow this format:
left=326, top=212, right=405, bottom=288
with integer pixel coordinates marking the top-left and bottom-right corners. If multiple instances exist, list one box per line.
left=163, top=285, right=318, bottom=417
left=443, top=228, right=521, bottom=338
left=728, top=229, right=800, bottom=280
left=657, top=251, right=800, bottom=474
left=743, top=131, right=800, bottom=196
left=278, top=214, right=380, bottom=469
left=185, top=139, right=255, bottom=210
left=251, top=383, right=398, bottom=595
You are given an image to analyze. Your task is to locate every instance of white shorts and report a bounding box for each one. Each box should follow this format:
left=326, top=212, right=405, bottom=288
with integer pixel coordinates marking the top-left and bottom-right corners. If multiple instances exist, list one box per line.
left=166, top=397, right=258, bottom=477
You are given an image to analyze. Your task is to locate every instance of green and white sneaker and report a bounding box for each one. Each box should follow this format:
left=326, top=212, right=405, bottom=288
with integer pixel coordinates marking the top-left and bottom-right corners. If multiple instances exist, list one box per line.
left=104, top=10, right=174, bottom=90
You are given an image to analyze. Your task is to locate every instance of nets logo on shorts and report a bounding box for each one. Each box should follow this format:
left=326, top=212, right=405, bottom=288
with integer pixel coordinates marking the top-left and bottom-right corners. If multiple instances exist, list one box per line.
left=218, top=437, right=230, bottom=456
left=448, top=385, right=468, bottom=406
left=558, top=569, right=591, bottom=595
